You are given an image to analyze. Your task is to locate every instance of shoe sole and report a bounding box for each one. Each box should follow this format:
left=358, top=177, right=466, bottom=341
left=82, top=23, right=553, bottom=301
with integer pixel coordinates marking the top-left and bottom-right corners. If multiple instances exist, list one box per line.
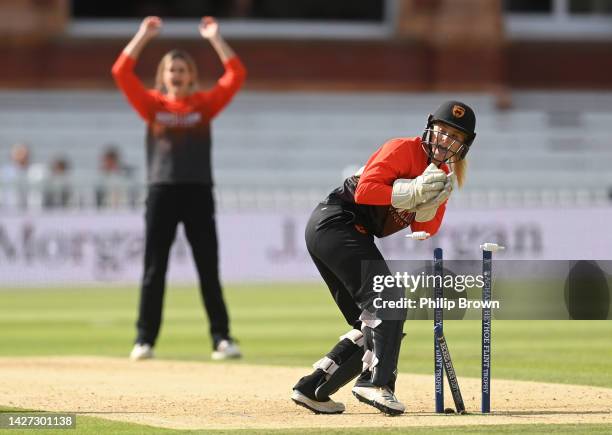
left=352, top=391, right=404, bottom=416
left=291, top=391, right=344, bottom=415
left=129, top=352, right=154, bottom=361
left=211, top=353, right=242, bottom=361
left=129, top=355, right=153, bottom=361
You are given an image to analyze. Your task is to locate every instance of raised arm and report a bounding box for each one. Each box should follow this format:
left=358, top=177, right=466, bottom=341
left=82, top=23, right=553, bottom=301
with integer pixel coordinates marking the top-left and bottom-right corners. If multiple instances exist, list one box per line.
left=199, top=16, right=236, bottom=63
left=111, top=17, right=161, bottom=121
left=198, top=17, right=247, bottom=118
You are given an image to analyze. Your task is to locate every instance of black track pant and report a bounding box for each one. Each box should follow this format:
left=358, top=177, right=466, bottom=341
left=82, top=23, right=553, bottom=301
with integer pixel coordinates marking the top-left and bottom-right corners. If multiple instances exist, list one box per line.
left=136, top=184, right=229, bottom=348
left=305, top=203, right=391, bottom=325
left=305, top=203, right=406, bottom=388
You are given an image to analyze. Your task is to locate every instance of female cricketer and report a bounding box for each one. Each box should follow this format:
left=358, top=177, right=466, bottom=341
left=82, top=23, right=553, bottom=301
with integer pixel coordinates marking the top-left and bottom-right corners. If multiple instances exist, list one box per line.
left=291, top=101, right=477, bottom=415
left=112, top=16, right=246, bottom=361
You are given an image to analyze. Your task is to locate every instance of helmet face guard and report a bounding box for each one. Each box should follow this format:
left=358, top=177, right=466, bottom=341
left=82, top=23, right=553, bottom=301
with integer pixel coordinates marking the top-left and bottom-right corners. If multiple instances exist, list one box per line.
left=421, top=101, right=476, bottom=164
left=422, top=120, right=474, bottom=164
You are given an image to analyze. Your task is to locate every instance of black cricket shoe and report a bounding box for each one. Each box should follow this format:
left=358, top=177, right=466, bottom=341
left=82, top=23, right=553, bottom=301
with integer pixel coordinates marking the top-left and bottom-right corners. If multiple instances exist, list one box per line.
left=291, top=370, right=345, bottom=414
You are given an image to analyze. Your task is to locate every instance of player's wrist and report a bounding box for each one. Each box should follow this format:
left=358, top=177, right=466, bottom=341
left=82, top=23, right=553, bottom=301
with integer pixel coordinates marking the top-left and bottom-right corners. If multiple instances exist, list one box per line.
left=135, top=29, right=156, bottom=42
left=208, top=34, right=223, bottom=45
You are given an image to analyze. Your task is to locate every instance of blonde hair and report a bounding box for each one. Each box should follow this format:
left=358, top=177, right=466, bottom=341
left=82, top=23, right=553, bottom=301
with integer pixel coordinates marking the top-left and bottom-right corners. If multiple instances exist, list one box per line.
left=155, top=50, right=199, bottom=94
left=451, top=159, right=466, bottom=188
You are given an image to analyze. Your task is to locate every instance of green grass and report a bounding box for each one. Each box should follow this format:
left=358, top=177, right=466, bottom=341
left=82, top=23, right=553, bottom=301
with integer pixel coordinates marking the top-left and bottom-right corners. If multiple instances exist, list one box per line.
left=1, top=284, right=611, bottom=433
left=0, top=407, right=178, bottom=434
left=1, top=407, right=611, bottom=435
left=0, top=284, right=611, bottom=388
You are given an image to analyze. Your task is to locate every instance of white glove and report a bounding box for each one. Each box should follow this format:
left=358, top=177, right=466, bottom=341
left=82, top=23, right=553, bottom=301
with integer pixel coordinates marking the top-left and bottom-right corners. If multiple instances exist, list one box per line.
left=414, top=172, right=456, bottom=222
left=414, top=206, right=438, bottom=222
left=391, top=163, right=446, bottom=211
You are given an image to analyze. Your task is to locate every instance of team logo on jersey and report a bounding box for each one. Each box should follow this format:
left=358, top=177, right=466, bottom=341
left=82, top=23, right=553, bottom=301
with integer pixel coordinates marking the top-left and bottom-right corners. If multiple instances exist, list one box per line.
left=452, top=105, right=465, bottom=118
left=155, top=111, right=202, bottom=127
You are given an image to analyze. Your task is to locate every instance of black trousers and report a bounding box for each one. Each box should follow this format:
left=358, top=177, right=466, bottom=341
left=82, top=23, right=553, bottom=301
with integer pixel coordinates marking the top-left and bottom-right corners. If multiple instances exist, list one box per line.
left=136, top=184, right=230, bottom=347
left=305, top=203, right=389, bottom=327
left=306, top=203, right=406, bottom=387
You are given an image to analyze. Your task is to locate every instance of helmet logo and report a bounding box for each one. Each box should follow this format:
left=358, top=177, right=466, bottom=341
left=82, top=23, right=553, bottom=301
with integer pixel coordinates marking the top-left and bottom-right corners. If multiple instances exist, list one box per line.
left=452, top=105, right=465, bottom=118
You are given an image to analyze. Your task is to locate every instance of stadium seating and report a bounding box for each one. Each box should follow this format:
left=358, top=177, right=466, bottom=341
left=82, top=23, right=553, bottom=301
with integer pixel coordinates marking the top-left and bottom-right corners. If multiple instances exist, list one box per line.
left=1, top=91, right=611, bottom=209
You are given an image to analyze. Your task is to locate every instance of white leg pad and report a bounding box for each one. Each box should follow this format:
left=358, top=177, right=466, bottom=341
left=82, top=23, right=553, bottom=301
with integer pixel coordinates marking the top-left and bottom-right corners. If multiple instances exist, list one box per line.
left=339, top=329, right=364, bottom=347
left=359, top=310, right=382, bottom=329
left=313, top=356, right=339, bottom=376
left=361, top=349, right=379, bottom=371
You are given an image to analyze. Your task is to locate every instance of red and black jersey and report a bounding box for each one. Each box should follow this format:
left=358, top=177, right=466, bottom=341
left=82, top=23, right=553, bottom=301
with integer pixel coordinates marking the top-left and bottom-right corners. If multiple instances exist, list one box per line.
left=112, top=53, right=246, bottom=185
left=325, top=137, right=449, bottom=238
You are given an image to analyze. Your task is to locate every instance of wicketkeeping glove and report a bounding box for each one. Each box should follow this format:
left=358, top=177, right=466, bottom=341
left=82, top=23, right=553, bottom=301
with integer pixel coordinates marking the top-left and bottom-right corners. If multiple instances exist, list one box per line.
left=414, top=172, right=456, bottom=222
left=391, top=163, right=447, bottom=211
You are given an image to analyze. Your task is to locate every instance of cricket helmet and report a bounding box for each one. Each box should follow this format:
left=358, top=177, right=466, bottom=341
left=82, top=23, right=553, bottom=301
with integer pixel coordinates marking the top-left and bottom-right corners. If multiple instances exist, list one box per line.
left=422, top=100, right=476, bottom=164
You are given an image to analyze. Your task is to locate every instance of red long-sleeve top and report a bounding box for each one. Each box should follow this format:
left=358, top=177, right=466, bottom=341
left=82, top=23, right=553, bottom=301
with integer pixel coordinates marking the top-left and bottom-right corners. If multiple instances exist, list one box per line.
left=111, top=53, right=246, bottom=185
left=326, top=137, right=448, bottom=238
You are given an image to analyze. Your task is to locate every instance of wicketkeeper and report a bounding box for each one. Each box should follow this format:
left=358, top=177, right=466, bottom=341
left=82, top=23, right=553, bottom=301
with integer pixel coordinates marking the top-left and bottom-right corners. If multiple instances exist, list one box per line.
left=291, top=101, right=477, bottom=415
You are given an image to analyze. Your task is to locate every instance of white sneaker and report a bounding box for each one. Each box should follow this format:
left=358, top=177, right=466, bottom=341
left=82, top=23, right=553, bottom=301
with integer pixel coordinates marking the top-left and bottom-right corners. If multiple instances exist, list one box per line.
left=130, top=343, right=154, bottom=361
left=291, top=389, right=345, bottom=414
left=352, top=385, right=405, bottom=415
left=211, top=339, right=242, bottom=360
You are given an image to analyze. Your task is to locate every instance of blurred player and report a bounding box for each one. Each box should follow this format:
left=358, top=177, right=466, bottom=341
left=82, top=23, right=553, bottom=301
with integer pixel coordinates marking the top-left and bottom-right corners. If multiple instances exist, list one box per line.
left=112, top=16, right=246, bottom=361
left=291, top=101, right=476, bottom=415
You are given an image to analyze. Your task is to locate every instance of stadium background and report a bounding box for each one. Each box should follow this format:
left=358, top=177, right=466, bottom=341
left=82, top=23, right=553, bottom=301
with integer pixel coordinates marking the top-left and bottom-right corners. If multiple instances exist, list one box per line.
left=1, top=1, right=612, bottom=433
